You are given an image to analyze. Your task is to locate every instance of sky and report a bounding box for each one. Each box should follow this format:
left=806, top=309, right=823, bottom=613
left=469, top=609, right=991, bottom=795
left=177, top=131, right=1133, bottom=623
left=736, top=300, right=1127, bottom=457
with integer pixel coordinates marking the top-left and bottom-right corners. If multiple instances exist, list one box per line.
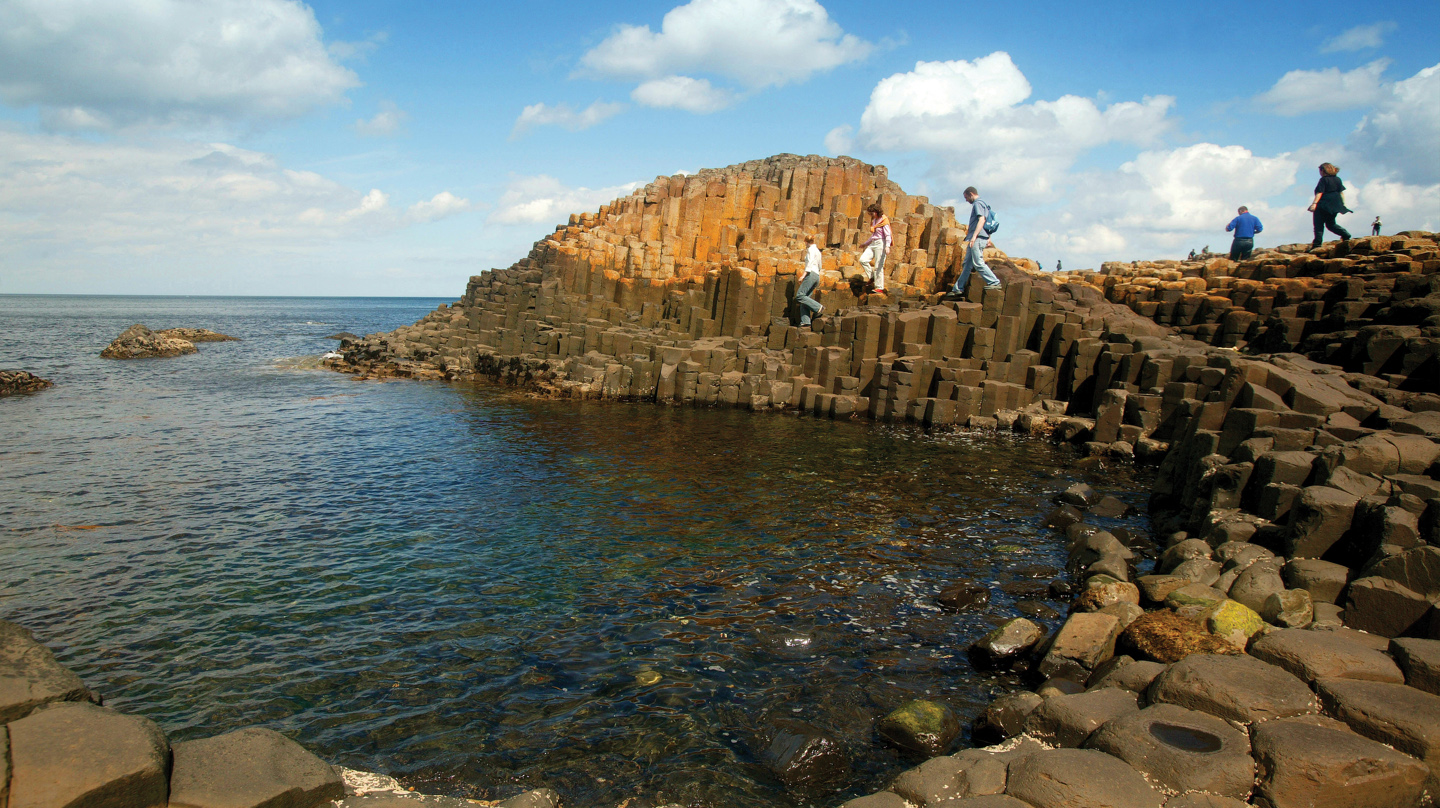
left=1, top=0, right=1437, bottom=296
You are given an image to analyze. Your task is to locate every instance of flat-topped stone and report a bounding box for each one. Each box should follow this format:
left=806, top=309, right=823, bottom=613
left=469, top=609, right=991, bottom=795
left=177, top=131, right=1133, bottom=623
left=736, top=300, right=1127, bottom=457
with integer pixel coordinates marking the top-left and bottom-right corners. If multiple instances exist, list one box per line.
left=168, top=726, right=345, bottom=808
left=1004, top=747, right=1163, bottom=808
left=0, top=620, right=94, bottom=723
left=1389, top=637, right=1440, bottom=695
left=1038, top=612, right=1121, bottom=681
left=1148, top=652, right=1317, bottom=724
left=1248, top=627, right=1405, bottom=683
left=1161, top=794, right=1248, bottom=808
left=1251, top=714, right=1429, bottom=808
left=7, top=701, right=170, bottom=808
left=1315, top=677, right=1440, bottom=764
left=1086, top=703, right=1253, bottom=799
left=890, top=749, right=1008, bottom=804
left=1023, top=687, right=1139, bottom=748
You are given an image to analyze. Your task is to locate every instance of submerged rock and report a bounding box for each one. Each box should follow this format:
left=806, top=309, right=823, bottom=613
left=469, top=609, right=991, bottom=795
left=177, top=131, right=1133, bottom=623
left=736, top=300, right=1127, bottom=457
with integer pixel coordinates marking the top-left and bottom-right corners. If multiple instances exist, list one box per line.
left=758, top=718, right=851, bottom=790
left=876, top=699, right=960, bottom=757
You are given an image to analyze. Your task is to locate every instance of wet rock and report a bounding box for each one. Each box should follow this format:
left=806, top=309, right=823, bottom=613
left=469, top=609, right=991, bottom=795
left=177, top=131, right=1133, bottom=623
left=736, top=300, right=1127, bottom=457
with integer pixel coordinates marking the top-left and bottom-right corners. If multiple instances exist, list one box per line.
left=1023, top=687, right=1139, bottom=747
left=0, top=370, right=53, bottom=397
left=972, top=692, right=1044, bottom=744
left=1071, top=581, right=1140, bottom=613
left=1088, top=659, right=1167, bottom=694
left=1004, top=747, right=1163, bottom=808
left=1088, top=496, right=1132, bottom=518
left=333, top=796, right=475, bottom=808
left=1251, top=714, right=1429, bottom=808
left=1342, top=576, right=1434, bottom=637
left=1097, top=601, right=1144, bottom=630
left=1248, top=627, right=1404, bottom=684
left=759, top=719, right=851, bottom=789
left=938, top=580, right=992, bottom=610
left=890, top=749, right=1008, bottom=804
left=1203, top=600, right=1266, bottom=647
left=876, top=700, right=961, bottom=758
left=1163, top=583, right=1226, bottom=611
left=1148, top=653, right=1318, bottom=724
left=1035, top=677, right=1086, bottom=699
left=1015, top=600, right=1060, bottom=620
left=1047, top=579, right=1077, bottom=600
left=1056, top=483, right=1099, bottom=508
left=1118, top=610, right=1237, bottom=664
left=1085, top=703, right=1253, bottom=799
left=1261, top=588, right=1314, bottom=628
left=1227, top=558, right=1286, bottom=613
left=1044, top=505, right=1084, bottom=531
left=1137, top=575, right=1191, bottom=604
left=7, top=701, right=170, bottom=808
left=1389, top=637, right=1440, bottom=695
left=969, top=618, right=1045, bottom=668
left=1315, top=677, right=1440, bottom=764
left=168, top=726, right=345, bottom=808
left=1038, top=612, right=1122, bottom=681
left=0, top=620, right=96, bottom=723
left=100, top=323, right=199, bottom=359
left=1282, top=558, right=1350, bottom=604
left=495, top=791, right=561, bottom=808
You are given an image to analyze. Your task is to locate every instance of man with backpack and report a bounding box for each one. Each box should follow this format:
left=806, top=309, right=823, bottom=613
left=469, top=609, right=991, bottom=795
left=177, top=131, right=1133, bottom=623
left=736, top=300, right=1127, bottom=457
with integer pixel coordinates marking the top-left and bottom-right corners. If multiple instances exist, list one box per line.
left=949, top=186, right=1002, bottom=297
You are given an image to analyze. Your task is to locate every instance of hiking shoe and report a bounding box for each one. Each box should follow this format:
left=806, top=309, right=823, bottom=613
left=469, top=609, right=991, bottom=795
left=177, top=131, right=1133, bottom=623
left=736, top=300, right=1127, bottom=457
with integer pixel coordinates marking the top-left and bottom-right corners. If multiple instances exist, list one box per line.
left=816, top=304, right=824, bottom=316
left=984, top=283, right=1003, bottom=290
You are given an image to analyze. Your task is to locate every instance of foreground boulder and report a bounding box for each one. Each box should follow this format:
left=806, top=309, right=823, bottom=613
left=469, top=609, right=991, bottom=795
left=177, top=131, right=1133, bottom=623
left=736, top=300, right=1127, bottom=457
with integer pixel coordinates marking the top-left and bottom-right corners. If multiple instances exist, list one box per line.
left=759, top=719, right=851, bottom=789
left=1004, top=747, right=1163, bottom=808
left=0, top=620, right=95, bottom=722
left=876, top=700, right=961, bottom=758
left=1251, top=714, right=1430, bottom=808
left=1085, top=703, right=1253, bottom=799
left=168, top=726, right=345, bottom=808
left=101, top=324, right=198, bottom=359
left=1147, top=653, right=1318, bottom=724
left=7, top=701, right=170, bottom=808
left=0, top=370, right=53, bottom=397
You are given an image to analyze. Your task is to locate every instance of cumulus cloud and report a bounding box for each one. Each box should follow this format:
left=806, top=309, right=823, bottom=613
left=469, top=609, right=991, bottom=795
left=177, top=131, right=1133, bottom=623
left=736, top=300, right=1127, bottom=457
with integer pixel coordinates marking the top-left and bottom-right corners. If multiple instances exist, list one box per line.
left=824, top=124, right=855, bottom=155
left=492, top=175, right=643, bottom=225
left=355, top=102, right=407, bottom=136
left=580, top=0, right=870, bottom=90
left=1255, top=59, right=1390, bottom=115
left=630, top=76, right=737, bottom=113
left=0, top=0, right=358, bottom=131
left=1321, top=22, right=1396, bottom=53
left=1350, top=63, right=1440, bottom=184
left=510, top=101, right=626, bottom=138
left=853, top=53, right=1174, bottom=204
left=407, top=191, right=472, bottom=223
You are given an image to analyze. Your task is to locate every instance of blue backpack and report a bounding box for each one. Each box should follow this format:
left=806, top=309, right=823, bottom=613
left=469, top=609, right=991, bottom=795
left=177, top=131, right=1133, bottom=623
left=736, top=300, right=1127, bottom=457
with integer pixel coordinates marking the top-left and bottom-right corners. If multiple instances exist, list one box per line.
left=982, top=203, right=999, bottom=236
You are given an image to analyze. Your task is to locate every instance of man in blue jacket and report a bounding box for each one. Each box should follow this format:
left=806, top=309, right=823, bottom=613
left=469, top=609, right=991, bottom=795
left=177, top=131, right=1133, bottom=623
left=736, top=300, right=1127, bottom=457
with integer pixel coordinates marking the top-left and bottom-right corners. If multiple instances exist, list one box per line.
left=1226, top=206, right=1263, bottom=260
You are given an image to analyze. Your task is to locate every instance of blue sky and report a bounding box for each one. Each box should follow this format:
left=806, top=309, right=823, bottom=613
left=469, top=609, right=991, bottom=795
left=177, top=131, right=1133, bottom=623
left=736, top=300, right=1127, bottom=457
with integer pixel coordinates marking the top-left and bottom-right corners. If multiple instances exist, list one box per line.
left=1, top=0, right=1436, bottom=295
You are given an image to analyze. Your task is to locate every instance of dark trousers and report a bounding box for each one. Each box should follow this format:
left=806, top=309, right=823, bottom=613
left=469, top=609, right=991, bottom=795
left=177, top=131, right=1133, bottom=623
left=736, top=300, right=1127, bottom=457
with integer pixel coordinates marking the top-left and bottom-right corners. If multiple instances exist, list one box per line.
left=794, top=273, right=821, bottom=325
left=1312, top=209, right=1350, bottom=246
left=1229, top=237, right=1254, bottom=261
left=1372, top=224, right=1381, bottom=236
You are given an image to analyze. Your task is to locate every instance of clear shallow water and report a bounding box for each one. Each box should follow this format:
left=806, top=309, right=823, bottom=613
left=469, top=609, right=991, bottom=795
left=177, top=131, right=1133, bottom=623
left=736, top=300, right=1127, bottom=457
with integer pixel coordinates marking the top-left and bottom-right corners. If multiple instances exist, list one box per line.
left=0, top=295, right=1155, bottom=807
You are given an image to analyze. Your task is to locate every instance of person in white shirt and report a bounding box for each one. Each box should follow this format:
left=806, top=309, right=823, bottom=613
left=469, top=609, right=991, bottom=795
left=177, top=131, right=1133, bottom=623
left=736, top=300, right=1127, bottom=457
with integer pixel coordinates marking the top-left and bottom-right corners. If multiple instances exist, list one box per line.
left=795, top=234, right=824, bottom=326
left=858, top=202, right=891, bottom=295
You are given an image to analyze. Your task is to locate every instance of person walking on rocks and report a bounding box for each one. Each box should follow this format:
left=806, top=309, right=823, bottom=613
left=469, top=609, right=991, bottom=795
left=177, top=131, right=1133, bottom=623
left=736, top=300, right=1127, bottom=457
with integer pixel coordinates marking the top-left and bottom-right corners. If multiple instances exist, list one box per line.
left=1225, top=205, right=1263, bottom=260
left=1309, top=162, right=1352, bottom=249
left=951, top=187, right=1002, bottom=296
left=1372, top=216, right=1382, bottom=236
left=795, top=234, right=824, bottom=327
left=858, top=202, right=891, bottom=295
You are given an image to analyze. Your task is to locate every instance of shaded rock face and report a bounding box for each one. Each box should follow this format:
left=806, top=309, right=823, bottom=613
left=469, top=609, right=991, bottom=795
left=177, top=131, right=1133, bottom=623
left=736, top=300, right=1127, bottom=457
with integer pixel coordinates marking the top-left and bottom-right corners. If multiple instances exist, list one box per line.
left=0, top=370, right=53, bottom=397
left=168, top=726, right=345, bottom=808
left=0, top=620, right=97, bottom=723
left=101, top=324, right=198, bottom=359
left=875, top=700, right=961, bottom=758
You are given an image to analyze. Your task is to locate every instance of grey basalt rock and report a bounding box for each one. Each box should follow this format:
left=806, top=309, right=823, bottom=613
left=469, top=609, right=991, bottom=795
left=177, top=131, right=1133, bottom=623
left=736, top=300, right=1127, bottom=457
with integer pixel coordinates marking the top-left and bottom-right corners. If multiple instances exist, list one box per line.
left=1342, top=576, right=1434, bottom=637
left=969, top=618, right=1045, bottom=669
left=1248, top=627, right=1404, bottom=684
left=1038, top=612, right=1121, bottom=681
left=1147, top=653, right=1317, bottom=724
left=1314, top=677, right=1440, bottom=765
left=7, top=701, right=170, bottom=808
left=1285, top=485, right=1361, bottom=558
left=1260, top=588, right=1314, bottom=628
left=1088, top=659, right=1167, bottom=694
left=1004, top=747, right=1163, bottom=808
left=0, top=620, right=96, bottom=723
left=1227, top=557, right=1286, bottom=613
left=168, top=726, right=346, bottom=808
left=100, top=323, right=199, bottom=359
left=1023, top=687, right=1140, bottom=748
left=839, top=793, right=909, bottom=808
left=1282, top=557, right=1350, bottom=603
left=972, top=691, right=1044, bottom=744
left=890, top=749, right=1008, bottom=804
left=1251, top=714, right=1429, bottom=808
left=1085, top=703, right=1254, bottom=800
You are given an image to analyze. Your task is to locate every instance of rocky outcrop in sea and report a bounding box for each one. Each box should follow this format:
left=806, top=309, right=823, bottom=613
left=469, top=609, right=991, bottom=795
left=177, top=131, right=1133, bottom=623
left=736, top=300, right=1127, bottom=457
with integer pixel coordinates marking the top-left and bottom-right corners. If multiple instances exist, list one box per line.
left=328, top=153, right=1440, bottom=806
left=100, top=323, right=238, bottom=359
left=0, top=369, right=53, bottom=396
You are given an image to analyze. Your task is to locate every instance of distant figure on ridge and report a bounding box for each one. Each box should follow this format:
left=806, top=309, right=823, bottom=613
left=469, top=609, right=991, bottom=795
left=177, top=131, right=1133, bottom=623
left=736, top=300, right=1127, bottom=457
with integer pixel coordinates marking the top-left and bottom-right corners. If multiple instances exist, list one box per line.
left=950, top=186, right=1002, bottom=297
left=1309, top=162, right=1352, bottom=249
left=858, top=202, right=891, bottom=296
left=1203, top=245, right=1210, bottom=255
left=1056, top=259, right=1062, bottom=271
left=795, top=234, right=824, bottom=327
left=1225, top=205, right=1263, bottom=261
left=1188, top=249, right=1197, bottom=260
left=1372, top=216, right=1382, bottom=236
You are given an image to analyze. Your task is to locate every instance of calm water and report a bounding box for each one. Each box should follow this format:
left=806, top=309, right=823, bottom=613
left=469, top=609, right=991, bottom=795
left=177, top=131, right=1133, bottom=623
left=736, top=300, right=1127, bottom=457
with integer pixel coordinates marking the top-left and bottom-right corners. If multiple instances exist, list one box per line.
left=0, top=295, right=1155, bottom=807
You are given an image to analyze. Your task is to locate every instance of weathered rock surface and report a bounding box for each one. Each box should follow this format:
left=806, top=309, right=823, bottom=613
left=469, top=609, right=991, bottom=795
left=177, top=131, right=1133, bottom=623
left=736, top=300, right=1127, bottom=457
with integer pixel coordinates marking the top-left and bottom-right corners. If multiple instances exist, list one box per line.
left=1119, top=610, right=1237, bottom=663
left=1039, top=612, right=1122, bottom=681
left=168, top=726, right=345, bottom=808
left=1004, top=748, right=1163, bottom=808
left=890, top=750, right=1008, bottom=804
left=1390, top=637, right=1440, bottom=695
left=1023, top=687, right=1139, bottom=748
left=0, top=620, right=95, bottom=723
left=7, top=701, right=170, bottom=808
left=877, top=700, right=961, bottom=758
left=1315, top=676, right=1440, bottom=764
left=1086, top=703, right=1254, bottom=799
left=938, top=579, right=992, bottom=610
left=101, top=323, right=199, bottom=359
left=0, top=370, right=53, bottom=397
left=970, top=618, right=1045, bottom=668
left=1248, top=627, right=1405, bottom=684
left=972, top=692, right=1044, bottom=744
left=1148, top=653, right=1318, bottom=724
left=1251, top=714, right=1430, bottom=808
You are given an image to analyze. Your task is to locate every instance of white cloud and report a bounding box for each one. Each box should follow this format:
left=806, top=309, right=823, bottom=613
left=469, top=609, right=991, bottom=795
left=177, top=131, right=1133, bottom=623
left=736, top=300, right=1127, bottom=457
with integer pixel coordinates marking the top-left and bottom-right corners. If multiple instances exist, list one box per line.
left=355, top=102, right=407, bottom=136
left=853, top=53, right=1174, bottom=204
left=0, top=0, right=358, bottom=131
left=824, top=124, right=854, bottom=155
left=407, top=191, right=472, bottom=223
left=1350, top=63, right=1440, bottom=185
left=1321, top=22, right=1396, bottom=53
left=492, top=175, right=643, bottom=225
left=1351, top=177, right=1440, bottom=232
left=329, top=31, right=389, bottom=62
left=630, top=76, right=736, bottom=113
left=1255, top=59, right=1389, bottom=115
left=510, top=101, right=626, bottom=138
left=578, top=0, right=871, bottom=90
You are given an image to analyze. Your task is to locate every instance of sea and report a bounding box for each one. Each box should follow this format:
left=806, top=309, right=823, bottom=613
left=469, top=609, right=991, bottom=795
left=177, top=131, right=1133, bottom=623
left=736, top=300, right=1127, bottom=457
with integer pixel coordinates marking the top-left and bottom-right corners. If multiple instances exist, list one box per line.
left=0, top=295, right=1155, bottom=807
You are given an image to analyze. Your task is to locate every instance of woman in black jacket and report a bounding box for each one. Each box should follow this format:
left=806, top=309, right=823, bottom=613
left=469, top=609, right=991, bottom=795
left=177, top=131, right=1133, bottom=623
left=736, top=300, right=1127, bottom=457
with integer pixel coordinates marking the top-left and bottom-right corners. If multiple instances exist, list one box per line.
left=1308, top=162, right=1351, bottom=249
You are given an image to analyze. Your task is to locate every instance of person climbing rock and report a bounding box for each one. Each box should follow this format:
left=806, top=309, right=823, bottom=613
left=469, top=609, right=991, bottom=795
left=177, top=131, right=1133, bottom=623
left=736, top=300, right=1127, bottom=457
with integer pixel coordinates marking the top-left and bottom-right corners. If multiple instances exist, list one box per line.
left=950, top=186, right=1002, bottom=297
left=795, top=234, right=824, bottom=327
left=1309, top=162, right=1352, bottom=249
left=858, top=202, right=891, bottom=296
left=1226, top=206, right=1263, bottom=261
